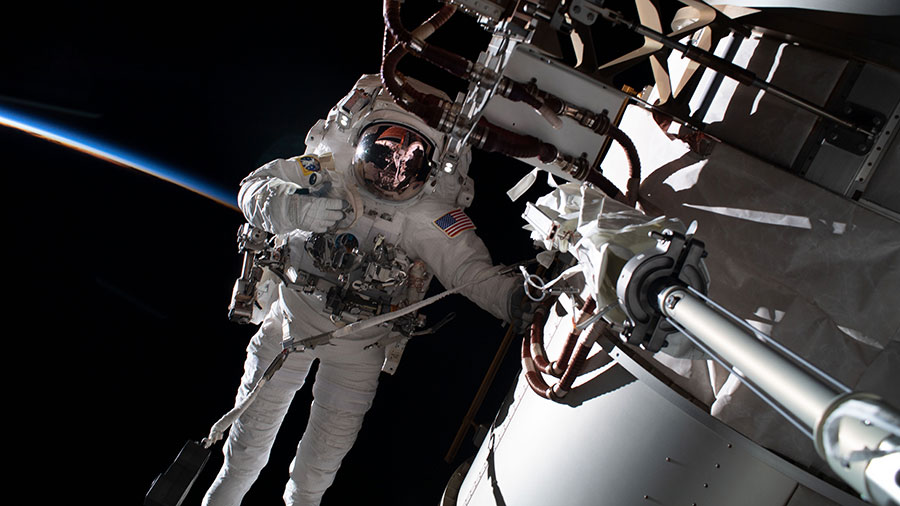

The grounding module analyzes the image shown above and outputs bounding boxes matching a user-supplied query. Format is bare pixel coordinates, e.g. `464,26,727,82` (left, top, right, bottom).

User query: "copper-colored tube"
500,78,545,110
380,2,458,129
384,0,471,79
382,43,446,128
523,85,643,206
382,0,587,169
527,297,597,378
523,297,604,400
383,0,409,43
552,297,596,374
527,306,556,375
473,117,559,162
522,333,557,400
603,124,641,206
556,333,593,395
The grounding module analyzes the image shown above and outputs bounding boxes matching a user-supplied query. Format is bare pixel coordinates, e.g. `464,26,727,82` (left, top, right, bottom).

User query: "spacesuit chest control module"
227,219,431,342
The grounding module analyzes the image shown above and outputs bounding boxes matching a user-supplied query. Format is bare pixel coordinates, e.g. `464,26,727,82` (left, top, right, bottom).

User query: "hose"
382,0,632,197
518,85,643,207
381,42,446,129
522,332,558,400
472,117,559,162
381,1,456,128
554,297,596,375
595,120,641,207
383,0,411,43
523,297,608,401
555,328,594,396
528,296,596,377
380,2,457,130
384,0,472,80
526,305,557,376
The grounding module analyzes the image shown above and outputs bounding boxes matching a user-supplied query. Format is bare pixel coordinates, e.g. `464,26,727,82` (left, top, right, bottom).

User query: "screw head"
666,295,682,309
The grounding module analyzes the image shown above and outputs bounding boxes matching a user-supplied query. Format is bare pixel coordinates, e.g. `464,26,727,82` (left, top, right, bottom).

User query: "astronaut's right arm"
238,158,345,234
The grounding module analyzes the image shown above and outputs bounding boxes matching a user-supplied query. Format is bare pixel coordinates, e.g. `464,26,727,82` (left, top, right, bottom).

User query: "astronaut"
202,74,522,506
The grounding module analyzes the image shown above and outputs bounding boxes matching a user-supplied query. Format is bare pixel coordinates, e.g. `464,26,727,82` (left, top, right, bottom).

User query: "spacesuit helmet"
352,122,435,202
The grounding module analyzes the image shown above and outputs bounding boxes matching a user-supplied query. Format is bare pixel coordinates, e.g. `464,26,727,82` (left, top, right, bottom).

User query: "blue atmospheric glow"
0,105,239,210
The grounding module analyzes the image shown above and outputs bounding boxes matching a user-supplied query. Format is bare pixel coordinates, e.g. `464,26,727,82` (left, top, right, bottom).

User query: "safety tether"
202,265,515,448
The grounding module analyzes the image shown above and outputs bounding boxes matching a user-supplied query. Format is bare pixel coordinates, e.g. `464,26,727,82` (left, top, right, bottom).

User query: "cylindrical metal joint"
659,288,842,431
472,62,498,88
437,102,460,134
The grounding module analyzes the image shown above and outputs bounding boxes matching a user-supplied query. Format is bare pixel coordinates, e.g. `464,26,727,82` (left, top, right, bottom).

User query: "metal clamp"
615,228,709,351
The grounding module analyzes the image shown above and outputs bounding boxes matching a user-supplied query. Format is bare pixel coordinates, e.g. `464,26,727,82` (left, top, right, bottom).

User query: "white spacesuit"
202,75,520,506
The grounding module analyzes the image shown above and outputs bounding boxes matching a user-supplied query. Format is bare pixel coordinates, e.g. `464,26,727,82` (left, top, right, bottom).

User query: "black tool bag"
145,440,211,506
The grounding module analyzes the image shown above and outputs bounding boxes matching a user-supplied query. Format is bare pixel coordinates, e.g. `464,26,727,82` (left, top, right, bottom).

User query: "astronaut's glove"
508,285,539,334
291,195,348,233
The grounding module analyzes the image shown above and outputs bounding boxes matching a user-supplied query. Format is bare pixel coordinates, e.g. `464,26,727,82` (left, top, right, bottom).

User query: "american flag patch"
433,209,475,238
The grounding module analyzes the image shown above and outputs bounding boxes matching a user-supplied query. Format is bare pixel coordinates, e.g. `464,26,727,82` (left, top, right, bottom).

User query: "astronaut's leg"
283,339,385,506
203,315,315,506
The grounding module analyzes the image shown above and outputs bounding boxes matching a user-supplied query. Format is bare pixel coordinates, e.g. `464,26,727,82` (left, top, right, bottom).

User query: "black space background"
0,3,613,505
5,3,898,505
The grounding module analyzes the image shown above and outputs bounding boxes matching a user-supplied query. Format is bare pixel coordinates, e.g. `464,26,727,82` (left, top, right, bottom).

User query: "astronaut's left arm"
404,212,519,323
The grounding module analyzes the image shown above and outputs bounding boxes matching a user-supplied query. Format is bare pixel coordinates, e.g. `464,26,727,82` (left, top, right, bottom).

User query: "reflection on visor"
353,123,433,201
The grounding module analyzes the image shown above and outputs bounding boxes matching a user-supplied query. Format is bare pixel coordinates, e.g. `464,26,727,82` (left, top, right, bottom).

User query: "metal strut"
577,5,878,138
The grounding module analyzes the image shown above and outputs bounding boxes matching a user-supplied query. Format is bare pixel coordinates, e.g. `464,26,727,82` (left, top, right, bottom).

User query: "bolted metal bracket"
616,229,710,352
824,102,886,155
567,0,603,26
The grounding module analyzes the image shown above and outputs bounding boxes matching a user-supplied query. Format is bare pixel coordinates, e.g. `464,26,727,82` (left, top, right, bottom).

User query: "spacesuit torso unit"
203,75,518,506
238,73,514,371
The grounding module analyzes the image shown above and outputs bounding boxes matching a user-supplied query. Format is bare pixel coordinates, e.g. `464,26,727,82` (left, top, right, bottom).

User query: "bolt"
703,483,709,488
859,144,868,151
714,463,720,468
666,457,671,462
727,443,732,448
666,295,682,310
873,117,883,126
573,5,581,13
587,12,595,20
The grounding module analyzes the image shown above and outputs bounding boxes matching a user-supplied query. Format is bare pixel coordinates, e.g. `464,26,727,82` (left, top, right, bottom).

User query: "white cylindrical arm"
660,288,841,431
